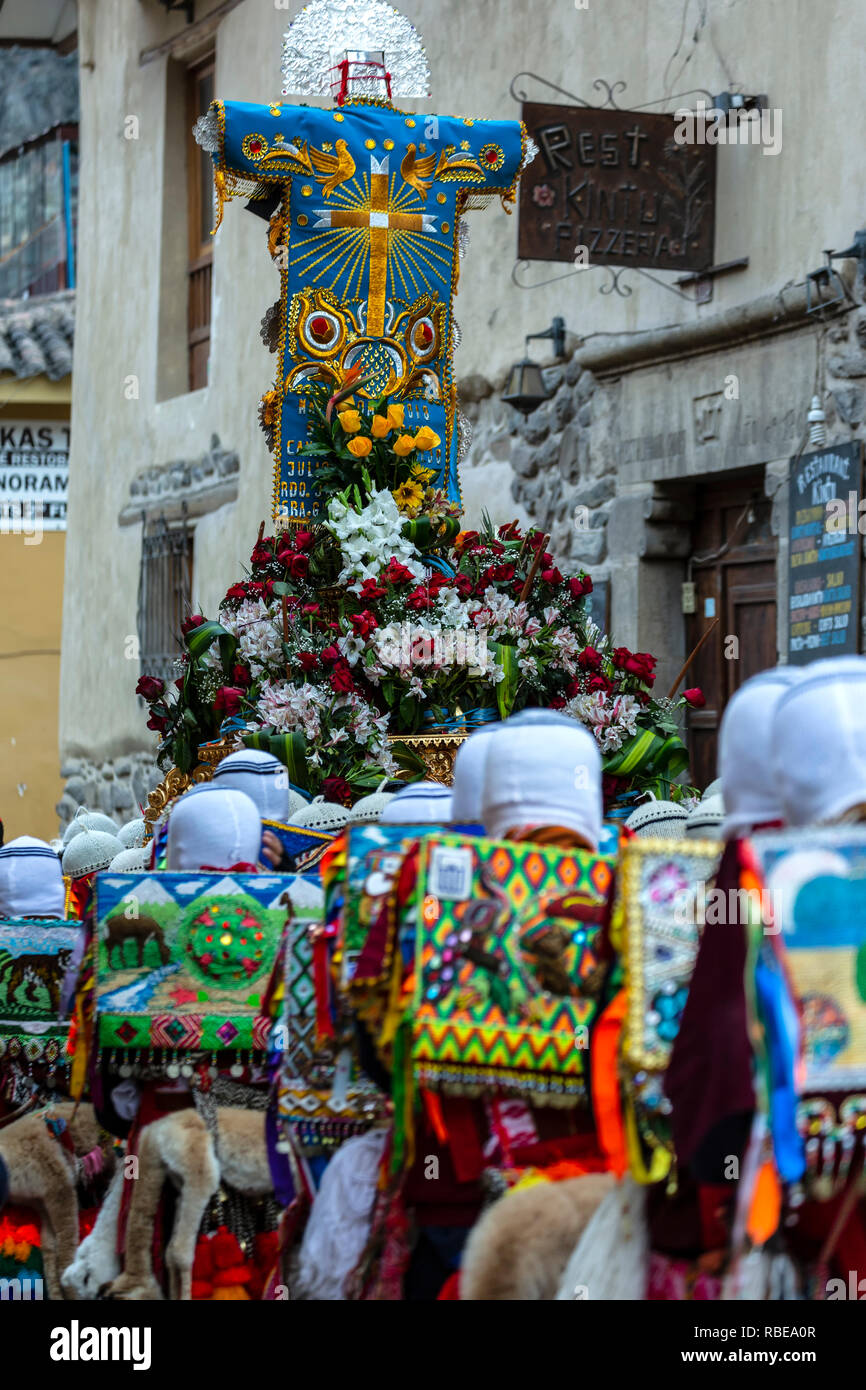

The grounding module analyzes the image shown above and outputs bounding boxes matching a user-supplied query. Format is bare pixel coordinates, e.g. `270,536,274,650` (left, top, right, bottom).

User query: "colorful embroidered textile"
276,910,385,1149
262,820,333,873
621,838,722,1072
93,872,291,1052
0,919,82,1022
409,832,617,1103
209,98,526,520
747,828,866,1180
341,824,430,987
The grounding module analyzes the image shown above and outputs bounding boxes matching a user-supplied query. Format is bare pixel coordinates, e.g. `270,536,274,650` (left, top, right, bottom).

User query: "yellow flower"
393,433,416,457
371,413,392,438
410,463,435,483
413,426,441,452
386,402,405,430
347,435,372,457
338,408,362,433
392,481,424,513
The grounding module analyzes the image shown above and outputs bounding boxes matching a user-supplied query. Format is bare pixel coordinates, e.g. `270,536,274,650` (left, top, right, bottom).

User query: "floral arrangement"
300,377,461,531
137,505,699,806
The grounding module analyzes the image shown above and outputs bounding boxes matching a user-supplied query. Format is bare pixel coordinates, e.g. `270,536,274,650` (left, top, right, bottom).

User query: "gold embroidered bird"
309,139,355,198
399,144,443,201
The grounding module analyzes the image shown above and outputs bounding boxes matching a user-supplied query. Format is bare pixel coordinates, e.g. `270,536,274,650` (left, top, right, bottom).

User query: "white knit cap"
480,722,602,847
212,749,290,822
625,799,689,839
0,836,66,918
685,794,724,838
451,712,577,825
117,818,147,849
166,786,262,871
718,666,801,839
451,727,498,824
62,828,125,879
346,779,394,825
702,778,722,800
288,797,352,833
108,846,151,872
62,808,120,844
771,655,866,826
380,781,452,825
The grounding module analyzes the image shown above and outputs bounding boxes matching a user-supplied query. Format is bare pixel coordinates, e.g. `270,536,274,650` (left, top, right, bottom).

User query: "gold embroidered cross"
312,155,436,336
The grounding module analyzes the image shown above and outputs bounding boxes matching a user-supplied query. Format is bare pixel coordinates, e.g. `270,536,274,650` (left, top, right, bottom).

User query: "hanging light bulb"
807,394,826,447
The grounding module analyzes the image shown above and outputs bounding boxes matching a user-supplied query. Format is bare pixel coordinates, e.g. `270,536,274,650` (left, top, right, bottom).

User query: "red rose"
351,609,379,638
568,575,592,600
577,646,603,672
492,563,516,583
385,558,414,586
407,586,434,611
302,602,320,615
548,696,566,709
683,687,706,708
224,583,248,603
320,645,341,664
624,652,657,684
565,678,581,699
454,574,473,598
146,713,168,734
527,531,546,551
329,664,355,693
181,613,205,637
250,540,273,567
297,652,319,673
542,566,563,585
359,578,386,602
232,664,252,689
612,647,632,670
294,530,314,551
498,522,522,540
174,677,184,691
288,554,309,579
135,675,165,701
214,686,244,716
322,776,353,807
588,674,612,694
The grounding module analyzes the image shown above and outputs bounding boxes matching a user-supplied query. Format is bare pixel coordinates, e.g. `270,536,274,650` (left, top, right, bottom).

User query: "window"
185,55,215,391
0,128,78,299
137,512,194,684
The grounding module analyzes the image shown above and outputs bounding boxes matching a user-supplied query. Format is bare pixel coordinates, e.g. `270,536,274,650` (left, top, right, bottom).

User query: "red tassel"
212,1226,243,1270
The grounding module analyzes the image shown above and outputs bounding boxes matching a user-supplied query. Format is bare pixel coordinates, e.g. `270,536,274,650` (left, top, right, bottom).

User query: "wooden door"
684,473,777,789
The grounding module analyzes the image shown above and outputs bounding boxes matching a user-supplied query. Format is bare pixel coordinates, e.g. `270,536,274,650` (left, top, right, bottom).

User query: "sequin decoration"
281,0,432,99
242,133,269,160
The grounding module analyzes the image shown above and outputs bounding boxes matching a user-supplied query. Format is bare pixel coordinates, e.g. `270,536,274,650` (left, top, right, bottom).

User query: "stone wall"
57,751,162,834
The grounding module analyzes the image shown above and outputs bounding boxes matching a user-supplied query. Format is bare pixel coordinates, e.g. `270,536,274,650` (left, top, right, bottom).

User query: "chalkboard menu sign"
788,441,862,664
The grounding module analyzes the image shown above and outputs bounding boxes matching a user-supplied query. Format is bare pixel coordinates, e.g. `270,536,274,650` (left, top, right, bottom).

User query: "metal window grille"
137,510,193,684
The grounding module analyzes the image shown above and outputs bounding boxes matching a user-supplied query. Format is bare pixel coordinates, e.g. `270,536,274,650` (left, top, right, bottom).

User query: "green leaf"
388,741,427,780
398,693,418,729
242,729,310,791
857,942,866,1004
185,619,238,675
489,641,519,720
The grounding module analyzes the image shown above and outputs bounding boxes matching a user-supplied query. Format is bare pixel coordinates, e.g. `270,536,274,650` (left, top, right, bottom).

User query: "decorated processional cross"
195,0,532,523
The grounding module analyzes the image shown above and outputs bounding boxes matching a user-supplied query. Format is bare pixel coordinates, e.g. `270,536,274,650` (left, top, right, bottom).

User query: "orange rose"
392,433,416,457
338,409,362,433
347,435,372,457
371,414,391,438
386,402,405,431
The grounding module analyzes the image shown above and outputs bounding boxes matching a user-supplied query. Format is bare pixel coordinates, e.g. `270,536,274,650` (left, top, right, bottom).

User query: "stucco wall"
61,0,866,769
